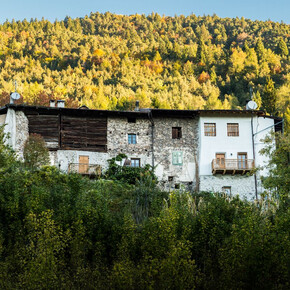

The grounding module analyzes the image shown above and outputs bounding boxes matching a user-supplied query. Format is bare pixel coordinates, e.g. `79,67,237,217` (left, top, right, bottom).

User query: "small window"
222,186,231,196
172,151,183,165
168,176,174,182
128,117,136,123
204,123,216,136
172,127,182,139
227,123,239,136
131,158,140,168
128,134,137,144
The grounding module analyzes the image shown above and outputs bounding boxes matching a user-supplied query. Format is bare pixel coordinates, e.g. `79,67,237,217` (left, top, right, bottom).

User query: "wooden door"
79,156,89,174
238,153,247,169
216,153,225,169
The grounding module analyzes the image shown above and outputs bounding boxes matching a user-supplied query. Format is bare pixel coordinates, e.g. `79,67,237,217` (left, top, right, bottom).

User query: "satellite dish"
10,92,21,100
246,100,258,110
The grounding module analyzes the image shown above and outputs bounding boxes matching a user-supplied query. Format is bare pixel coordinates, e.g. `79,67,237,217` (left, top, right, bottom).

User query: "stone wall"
153,117,199,190
15,111,29,159
107,116,153,166
199,175,257,200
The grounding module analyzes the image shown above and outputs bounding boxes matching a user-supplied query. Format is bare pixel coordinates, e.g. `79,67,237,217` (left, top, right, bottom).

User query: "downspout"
251,112,258,200
148,110,155,168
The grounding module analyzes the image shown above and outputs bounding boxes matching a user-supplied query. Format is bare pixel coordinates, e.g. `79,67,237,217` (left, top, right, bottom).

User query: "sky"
0,0,289,24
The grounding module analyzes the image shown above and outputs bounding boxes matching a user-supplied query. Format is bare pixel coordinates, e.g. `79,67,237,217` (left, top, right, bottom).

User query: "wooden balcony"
212,159,254,175
68,163,102,177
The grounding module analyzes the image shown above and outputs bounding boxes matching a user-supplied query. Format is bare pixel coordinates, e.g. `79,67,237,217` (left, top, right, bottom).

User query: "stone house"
0,103,282,199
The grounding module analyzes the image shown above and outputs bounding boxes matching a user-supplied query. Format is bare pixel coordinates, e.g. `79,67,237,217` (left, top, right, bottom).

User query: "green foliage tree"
253,90,262,109
0,125,17,169
255,38,265,63
262,77,277,115
276,38,289,57
260,133,290,205
23,133,50,169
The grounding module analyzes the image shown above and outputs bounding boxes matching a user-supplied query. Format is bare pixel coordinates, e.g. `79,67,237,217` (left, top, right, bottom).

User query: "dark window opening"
172,127,182,139
168,176,174,182
175,184,180,189
128,117,136,123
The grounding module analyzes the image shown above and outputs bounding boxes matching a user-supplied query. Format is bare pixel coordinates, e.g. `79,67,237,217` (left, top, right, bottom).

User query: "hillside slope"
0,12,289,118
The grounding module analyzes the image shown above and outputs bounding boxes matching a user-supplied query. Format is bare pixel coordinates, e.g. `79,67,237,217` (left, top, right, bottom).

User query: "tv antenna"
246,87,257,110
10,80,21,104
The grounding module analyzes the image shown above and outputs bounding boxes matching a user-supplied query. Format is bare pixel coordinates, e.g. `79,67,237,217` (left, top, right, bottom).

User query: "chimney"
134,100,140,112
49,100,55,107
57,100,65,108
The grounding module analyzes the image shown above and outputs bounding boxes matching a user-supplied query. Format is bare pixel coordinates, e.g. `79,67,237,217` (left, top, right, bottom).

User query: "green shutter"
172,151,183,165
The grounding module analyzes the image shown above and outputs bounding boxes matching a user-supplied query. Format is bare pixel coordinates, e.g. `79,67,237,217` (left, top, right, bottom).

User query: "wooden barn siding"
61,116,107,152
26,114,107,152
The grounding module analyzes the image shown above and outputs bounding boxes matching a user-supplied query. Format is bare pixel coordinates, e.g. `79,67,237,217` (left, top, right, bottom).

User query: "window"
238,153,247,169
222,186,231,196
172,127,182,139
131,158,140,168
204,123,216,136
227,123,239,136
168,176,174,182
128,117,136,123
172,151,183,165
128,133,137,144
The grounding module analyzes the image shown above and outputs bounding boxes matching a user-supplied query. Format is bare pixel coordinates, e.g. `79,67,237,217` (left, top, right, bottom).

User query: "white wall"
4,109,16,148
57,150,110,172
199,115,274,175
198,114,275,198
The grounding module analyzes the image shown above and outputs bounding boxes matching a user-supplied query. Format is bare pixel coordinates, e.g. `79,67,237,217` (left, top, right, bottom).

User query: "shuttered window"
204,123,216,136
172,151,183,165
227,123,239,136
128,134,137,144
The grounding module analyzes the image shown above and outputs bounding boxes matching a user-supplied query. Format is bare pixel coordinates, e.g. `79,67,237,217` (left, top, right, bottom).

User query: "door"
216,153,225,169
238,153,247,169
79,156,89,174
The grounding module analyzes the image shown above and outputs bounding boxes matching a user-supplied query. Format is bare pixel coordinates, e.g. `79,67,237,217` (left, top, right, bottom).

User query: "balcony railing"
68,163,102,176
212,159,254,175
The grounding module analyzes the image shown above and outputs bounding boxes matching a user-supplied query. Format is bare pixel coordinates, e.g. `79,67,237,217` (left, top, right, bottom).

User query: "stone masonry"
153,117,199,191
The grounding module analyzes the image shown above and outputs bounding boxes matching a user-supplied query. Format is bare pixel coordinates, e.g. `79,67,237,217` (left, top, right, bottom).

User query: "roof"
0,104,281,121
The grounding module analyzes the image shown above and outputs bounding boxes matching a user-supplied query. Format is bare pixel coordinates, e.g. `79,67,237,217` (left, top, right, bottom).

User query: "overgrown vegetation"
105,153,157,184
23,133,50,169
0,13,289,128
0,126,289,288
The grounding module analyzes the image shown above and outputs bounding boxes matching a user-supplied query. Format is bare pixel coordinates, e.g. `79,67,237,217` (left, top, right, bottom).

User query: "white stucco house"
198,111,281,199
0,103,282,200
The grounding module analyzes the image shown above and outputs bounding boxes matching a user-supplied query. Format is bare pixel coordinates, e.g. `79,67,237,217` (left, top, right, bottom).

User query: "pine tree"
263,77,277,115
255,38,265,63
196,40,206,65
253,91,262,109
276,38,289,57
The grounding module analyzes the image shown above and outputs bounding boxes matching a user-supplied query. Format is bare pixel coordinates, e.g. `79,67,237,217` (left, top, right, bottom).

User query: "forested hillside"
0,13,289,119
